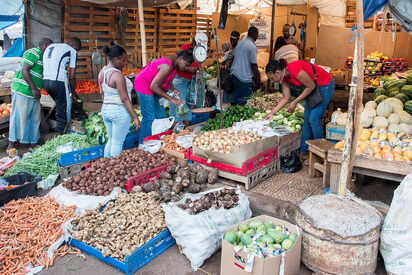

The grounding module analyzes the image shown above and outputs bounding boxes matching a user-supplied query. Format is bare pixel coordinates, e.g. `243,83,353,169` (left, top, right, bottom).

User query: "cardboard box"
220,215,302,275
326,123,345,141
193,132,279,168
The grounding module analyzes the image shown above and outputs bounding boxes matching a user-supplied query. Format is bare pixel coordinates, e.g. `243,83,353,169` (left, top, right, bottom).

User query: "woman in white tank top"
99,43,140,158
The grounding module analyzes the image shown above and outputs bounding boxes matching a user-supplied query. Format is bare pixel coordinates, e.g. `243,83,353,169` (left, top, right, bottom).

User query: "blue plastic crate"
58,145,105,167
69,229,175,275
190,112,210,125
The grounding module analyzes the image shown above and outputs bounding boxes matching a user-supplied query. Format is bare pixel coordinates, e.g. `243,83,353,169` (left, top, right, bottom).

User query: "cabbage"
249,220,263,230
258,234,274,245
224,230,238,244
281,239,294,249
238,223,249,233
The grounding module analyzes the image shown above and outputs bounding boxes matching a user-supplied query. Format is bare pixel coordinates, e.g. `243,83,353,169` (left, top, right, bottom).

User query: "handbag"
305,64,323,109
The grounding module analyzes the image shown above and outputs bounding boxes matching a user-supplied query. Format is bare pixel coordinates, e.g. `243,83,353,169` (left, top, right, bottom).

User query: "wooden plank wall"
64,0,201,79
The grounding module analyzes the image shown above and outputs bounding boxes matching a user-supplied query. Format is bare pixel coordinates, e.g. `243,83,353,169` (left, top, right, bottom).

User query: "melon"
405,100,412,115
407,75,412,85
395,93,409,103
374,95,388,104
388,89,400,98
377,101,392,118
400,85,412,98
384,79,406,90
374,87,387,98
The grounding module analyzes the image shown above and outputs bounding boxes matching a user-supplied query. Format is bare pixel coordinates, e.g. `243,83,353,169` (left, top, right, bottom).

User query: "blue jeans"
138,92,166,144
232,75,252,106
300,79,335,154
9,92,41,144
169,75,192,122
101,104,131,158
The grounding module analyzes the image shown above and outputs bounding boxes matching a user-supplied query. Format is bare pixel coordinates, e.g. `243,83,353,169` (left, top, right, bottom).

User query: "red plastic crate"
190,147,278,176
124,163,173,192
143,130,174,143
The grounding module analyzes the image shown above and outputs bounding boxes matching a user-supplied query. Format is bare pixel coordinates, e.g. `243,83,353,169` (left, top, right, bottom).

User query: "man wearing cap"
222,31,240,68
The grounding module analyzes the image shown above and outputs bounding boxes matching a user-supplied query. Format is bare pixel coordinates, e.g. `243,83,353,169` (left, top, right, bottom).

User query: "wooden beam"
337,0,365,196
138,0,147,66
269,0,276,61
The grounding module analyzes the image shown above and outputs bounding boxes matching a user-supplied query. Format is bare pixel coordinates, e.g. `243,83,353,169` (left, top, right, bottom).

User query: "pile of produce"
246,92,283,112
0,197,79,274
178,188,239,214
71,192,165,260
134,162,218,202
84,110,142,145
4,134,92,178
335,128,412,162
204,65,218,78
202,106,257,131
223,219,299,257
75,80,99,94
0,103,11,117
162,129,192,152
359,98,412,134
63,148,175,195
122,67,141,76
374,70,412,115
194,129,261,153
254,108,304,132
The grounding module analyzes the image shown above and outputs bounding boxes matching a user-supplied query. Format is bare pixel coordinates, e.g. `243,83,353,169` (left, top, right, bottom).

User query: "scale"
188,33,209,108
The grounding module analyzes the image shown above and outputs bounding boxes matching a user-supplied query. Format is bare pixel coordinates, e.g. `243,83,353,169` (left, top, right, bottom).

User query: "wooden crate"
345,1,374,29
158,8,197,56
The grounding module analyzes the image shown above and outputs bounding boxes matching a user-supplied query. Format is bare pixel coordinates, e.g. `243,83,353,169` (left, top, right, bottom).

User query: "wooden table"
307,139,334,188
328,148,412,192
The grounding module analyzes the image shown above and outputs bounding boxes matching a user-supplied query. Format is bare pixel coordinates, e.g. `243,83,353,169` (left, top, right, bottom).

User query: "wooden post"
138,0,147,66
215,0,221,13
24,0,31,49
269,0,276,60
337,0,365,196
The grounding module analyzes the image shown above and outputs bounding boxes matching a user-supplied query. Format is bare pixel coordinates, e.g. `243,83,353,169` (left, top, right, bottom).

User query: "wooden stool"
306,139,334,188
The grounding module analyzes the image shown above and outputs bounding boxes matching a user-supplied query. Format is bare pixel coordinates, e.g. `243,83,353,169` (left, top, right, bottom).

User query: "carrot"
0,196,78,275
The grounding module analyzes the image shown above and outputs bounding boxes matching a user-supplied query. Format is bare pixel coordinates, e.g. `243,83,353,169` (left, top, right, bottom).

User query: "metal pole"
269,0,276,60
138,0,147,66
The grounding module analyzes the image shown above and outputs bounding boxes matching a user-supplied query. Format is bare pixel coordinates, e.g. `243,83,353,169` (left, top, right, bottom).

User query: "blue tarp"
363,0,389,21
3,37,23,57
0,15,19,31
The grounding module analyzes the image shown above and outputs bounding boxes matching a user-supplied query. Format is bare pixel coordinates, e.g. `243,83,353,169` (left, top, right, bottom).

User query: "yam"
196,169,208,184
187,184,201,193
208,169,218,184
172,183,183,194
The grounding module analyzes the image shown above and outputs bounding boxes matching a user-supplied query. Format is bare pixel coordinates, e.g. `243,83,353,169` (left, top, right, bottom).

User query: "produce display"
335,128,412,162
4,134,92,178
178,188,239,214
194,129,261,153
223,219,299,257
202,106,257,131
253,108,304,132
71,192,165,260
0,197,79,275
134,162,218,202
204,65,218,79
161,129,192,152
0,103,11,117
75,80,99,94
122,67,141,76
84,110,142,145
246,92,283,112
63,148,175,195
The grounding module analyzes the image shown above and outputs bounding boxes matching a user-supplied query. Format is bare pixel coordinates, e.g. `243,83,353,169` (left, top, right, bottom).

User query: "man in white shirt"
43,37,81,134
230,27,260,106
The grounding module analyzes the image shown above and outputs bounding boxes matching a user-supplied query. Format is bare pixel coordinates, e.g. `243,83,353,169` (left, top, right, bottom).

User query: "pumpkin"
383,97,404,112
365,101,377,110
360,108,376,128
399,123,412,135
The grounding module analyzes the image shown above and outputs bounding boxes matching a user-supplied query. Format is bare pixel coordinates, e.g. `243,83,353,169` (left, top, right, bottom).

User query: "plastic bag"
176,104,189,118
37,174,59,190
152,117,175,135
162,187,252,270
380,173,412,274
56,142,75,154
176,134,194,149
140,140,163,154
280,151,302,173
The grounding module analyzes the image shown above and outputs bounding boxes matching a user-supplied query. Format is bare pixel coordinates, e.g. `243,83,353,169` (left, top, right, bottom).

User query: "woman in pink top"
134,49,194,143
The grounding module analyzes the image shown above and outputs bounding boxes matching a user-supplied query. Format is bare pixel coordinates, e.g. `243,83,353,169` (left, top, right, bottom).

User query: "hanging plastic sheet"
388,0,412,34
0,15,19,30
3,37,23,57
363,0,388,21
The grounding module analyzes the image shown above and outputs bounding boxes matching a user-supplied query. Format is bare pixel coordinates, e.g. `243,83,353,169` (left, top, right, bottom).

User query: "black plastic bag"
280,151,302,173
218,0,229,29
0,172,41,206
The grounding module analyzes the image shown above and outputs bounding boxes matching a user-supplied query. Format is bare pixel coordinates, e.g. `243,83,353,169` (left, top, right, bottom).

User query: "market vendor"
231,27,260,106
273,37,299,63
265,59,334,164
43,37,81,134
8,38,53,151
99,43,140,158
275,24,302,53
222,30,240,68
169,40,200,125
134,50,194,144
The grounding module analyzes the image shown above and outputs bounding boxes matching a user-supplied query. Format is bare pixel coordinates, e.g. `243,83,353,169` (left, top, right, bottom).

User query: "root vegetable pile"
0,197,79,275
162,130,192,152
246,92,283,112
194,129,262,153
133,162,218,203
178,188,239,214
71,192,166,260
63,148,175,195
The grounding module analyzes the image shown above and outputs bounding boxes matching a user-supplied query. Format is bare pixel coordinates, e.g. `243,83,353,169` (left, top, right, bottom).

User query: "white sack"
162,187,252,270
309,0,346,17
380,173,412,274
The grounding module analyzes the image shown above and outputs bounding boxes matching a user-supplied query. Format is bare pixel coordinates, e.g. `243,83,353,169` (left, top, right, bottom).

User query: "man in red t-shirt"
169,41,200,125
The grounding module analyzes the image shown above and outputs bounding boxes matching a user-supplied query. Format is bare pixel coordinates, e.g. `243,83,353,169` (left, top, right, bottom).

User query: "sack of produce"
162,187,252,270
381,173,412,274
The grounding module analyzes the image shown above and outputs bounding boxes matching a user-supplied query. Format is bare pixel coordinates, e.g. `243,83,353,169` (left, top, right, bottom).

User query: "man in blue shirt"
230,27,260,105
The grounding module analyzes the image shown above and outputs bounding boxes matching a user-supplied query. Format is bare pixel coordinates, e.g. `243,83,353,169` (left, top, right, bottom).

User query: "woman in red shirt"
265,59,334,162
169,41,200,125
